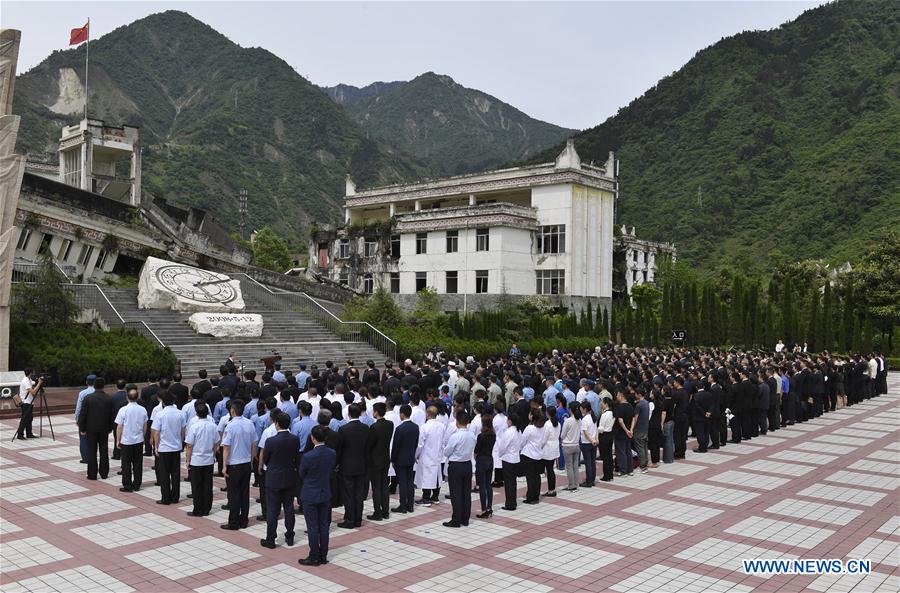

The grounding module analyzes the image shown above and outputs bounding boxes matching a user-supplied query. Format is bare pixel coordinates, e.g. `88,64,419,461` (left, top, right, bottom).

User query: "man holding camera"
16,368,43,440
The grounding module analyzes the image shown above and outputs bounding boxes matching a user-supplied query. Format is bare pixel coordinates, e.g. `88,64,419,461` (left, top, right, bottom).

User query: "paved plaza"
0,379,898,593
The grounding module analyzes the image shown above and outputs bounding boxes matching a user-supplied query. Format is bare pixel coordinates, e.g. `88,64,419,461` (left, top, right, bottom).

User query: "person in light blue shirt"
213,390,232,425
243,395,260,419
185,401,219,517
297,364,310,391
272,362,286,384
75,374,96,463
562,382,576,405
221,400,258,529
542,379,559,409
151,391,186,505
290,401,315,451
277,391,298,422
584,386,601,417
443,411,477,527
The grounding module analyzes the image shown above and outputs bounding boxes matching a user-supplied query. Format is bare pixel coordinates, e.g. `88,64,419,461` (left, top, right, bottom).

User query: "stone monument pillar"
0,29,24,371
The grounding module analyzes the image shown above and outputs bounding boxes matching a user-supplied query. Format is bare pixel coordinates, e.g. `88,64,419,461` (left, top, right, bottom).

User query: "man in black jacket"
190,370,212,401
261,412,300,549
672,377,690,458
169,373,189,410
366,402,394,521
691,385,712,453
78,377,115,480
391,405,419,514
336,404,369,528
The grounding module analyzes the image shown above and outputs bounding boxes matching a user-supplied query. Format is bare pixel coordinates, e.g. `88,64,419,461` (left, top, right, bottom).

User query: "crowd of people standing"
66,345,890,566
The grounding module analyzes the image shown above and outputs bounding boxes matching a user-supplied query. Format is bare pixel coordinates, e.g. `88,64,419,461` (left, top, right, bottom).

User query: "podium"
260,354,282,373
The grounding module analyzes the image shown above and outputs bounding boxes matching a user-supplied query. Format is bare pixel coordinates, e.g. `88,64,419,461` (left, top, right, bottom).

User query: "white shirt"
598,409,615,434
410,406,426,426
115,402,148,446
520,424,548,460
868,358,878,379
580,414,598,443
542,422,562,460
19,377,35,405
498,426,522,464
257,424,279,469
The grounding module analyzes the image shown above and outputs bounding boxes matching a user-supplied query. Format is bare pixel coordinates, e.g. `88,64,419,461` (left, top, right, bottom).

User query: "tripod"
9,386,55,442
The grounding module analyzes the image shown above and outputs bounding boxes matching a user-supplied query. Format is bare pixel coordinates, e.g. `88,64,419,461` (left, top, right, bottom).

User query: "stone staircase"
100,285,391,377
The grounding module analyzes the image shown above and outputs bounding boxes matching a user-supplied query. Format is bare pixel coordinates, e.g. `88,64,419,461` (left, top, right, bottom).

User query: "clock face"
154,265,238,304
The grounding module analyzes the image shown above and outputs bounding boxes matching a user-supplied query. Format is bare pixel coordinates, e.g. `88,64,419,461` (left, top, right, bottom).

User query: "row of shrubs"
10,322,177,386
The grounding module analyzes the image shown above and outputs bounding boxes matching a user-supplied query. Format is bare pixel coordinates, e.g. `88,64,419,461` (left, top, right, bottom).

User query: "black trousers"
648,426,662,463
543,459,556,492
447,461,472,525
369,466,390,518
157,451,181,503
17,403,34,437
303,500,330,562
86,431,110,479
599,432,614,480
710,418,721,448
475,457,493,510
190,464,214,515
502,461,518,509
694,418,709,451
259,469,267,515
769,396,781,431
226,462,251,527
674,415,689,458
742,410,756,437
340,473,366,525
266,486,296,542
120,443,143,490
520,455,541,502
730,414,743,442
395,465,414,511
757,408,768,434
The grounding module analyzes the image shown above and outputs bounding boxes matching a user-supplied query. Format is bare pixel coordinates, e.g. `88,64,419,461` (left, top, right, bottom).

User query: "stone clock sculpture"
138,256,246,312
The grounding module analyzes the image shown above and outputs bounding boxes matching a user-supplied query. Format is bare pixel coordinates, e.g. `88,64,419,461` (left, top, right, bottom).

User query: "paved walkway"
1,378,898,593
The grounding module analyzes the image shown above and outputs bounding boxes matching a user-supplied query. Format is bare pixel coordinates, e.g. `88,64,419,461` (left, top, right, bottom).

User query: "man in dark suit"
691,385,712,453
511,387,530,431
336,404,368,528
298,425,337,567
225,353,238,375
367,402,393,521
190,369,212,401
390,405,419,514
261,412,300,549
110,379,128,460
169,373,189,410
78,377,115,480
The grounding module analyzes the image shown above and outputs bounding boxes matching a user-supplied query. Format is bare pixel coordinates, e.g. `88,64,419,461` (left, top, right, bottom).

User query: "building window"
339,269,349,286
15,228,32,251
633,250,639,262
446,230,458,253
415,272,427,292
537,224,565,254
476,228,489,251
58,238,73,261
37,233,53,256
416,233,427,254
390,234,400,258
475,270,488,294
389,272,400,294
78,245,94,266
632,270,638,283
363,273,374,294
642,270,648,283
536,269,565,295
96,249,109,269
446,271,458,294
338,239,350,259
364,239,377,258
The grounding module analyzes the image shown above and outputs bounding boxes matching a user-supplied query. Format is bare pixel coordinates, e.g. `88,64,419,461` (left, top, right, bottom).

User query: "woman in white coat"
541,406,562,497
415,406,445,505
491,401,507,487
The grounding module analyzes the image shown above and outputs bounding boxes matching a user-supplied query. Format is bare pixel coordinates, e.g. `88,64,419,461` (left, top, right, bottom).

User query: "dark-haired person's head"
231,399,246,416
173,372,182,383
93,376,105,390
160,389,174,406
195,400,209,418
311,424,327,444
348,403,361,419
275,411,291,429
198,369,208,379
455,410,469,426
373,402,386,418
116,378,127,390
298,401,312,417
265,397,278,410
399,404,412,419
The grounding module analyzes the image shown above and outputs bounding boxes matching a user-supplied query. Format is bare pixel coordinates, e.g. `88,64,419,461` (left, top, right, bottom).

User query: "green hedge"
388,326,605,360
10,322,177,386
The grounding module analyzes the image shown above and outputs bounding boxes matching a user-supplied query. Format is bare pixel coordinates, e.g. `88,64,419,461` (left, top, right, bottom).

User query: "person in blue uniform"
298,425,337,566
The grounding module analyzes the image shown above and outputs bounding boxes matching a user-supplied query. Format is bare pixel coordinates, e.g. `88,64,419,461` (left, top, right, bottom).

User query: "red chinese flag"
70,22,89,46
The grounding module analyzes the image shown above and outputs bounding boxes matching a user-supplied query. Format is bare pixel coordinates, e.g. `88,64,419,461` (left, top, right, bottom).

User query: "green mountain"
324,73,576,176
528,0,900,271
13,10,422,243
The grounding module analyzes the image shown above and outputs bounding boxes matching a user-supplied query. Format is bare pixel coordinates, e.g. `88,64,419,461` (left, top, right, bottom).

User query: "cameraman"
17,368,43,440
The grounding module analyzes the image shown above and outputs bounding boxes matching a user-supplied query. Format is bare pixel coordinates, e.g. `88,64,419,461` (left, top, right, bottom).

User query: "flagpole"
84,17,89,121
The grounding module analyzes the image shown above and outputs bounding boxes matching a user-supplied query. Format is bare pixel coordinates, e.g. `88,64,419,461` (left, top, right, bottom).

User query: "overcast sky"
4,1,827,129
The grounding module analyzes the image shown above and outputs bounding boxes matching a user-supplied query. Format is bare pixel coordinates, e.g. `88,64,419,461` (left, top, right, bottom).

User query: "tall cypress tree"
843,284,855,352
822,281,833,351
808,286,820,351
781,275,794,344
624,305,633,344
